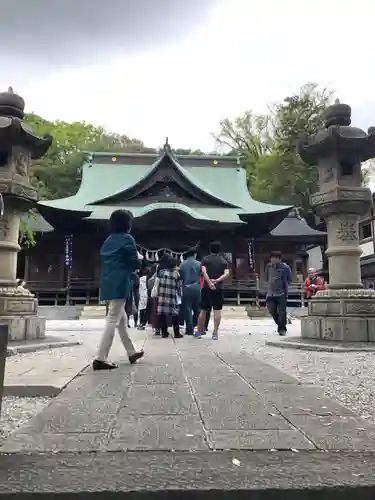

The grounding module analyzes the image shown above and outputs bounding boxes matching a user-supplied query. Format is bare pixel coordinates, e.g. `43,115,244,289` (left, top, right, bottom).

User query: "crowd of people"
92,209,229,371
92,209,326,371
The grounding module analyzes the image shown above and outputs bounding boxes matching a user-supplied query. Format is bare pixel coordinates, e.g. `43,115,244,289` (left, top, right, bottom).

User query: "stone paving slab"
3,326,148,397
3,333,375,456
110,414,207,451
266,337,375,352
4,348,89,397
207,429,314,450
1,450,375,496
6,336,81,356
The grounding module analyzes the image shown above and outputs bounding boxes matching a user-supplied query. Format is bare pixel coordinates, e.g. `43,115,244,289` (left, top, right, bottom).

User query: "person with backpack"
265,251,292,336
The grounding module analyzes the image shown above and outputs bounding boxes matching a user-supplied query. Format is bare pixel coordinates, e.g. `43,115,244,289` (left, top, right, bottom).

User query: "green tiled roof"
21,212,53,233
84,204,248,224
39,150,291,225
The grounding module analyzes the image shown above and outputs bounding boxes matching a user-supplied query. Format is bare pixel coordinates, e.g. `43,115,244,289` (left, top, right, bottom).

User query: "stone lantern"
0,87,52,413
298,100,375,341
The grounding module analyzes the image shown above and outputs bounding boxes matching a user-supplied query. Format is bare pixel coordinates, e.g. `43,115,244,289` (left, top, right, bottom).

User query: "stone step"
0,450,374,497
79,305,249,320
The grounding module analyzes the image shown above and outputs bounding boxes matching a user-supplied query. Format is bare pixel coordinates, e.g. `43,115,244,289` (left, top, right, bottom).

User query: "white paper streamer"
136,242,200,262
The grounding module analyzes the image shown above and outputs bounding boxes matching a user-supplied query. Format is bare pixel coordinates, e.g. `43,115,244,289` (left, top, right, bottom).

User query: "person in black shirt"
196,241,229,339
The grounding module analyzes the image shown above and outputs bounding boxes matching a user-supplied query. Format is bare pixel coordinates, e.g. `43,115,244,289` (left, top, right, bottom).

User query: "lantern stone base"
0,322,8,417
301,289,375,342
0,295,46,341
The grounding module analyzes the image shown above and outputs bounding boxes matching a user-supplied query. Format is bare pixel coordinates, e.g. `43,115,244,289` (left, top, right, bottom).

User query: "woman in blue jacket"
94,209,144,371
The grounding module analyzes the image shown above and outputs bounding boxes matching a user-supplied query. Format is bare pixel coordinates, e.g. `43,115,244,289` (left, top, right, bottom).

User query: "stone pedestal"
0,88,52,345
0,293,46,342
0,323,8,416
0,211,46,341
302,289,375,342
297,100,375,343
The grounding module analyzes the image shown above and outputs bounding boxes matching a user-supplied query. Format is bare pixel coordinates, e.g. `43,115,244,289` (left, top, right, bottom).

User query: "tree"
214,84,334,214
254,84,334,214
25,113,154,200
213,111,272,185
20,114,208,246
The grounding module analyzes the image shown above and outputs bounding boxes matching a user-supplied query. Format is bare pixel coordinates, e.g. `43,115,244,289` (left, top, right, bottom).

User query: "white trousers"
96,299,136,361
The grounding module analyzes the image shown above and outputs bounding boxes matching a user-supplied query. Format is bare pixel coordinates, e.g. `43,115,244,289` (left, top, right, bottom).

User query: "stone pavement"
3,330,375,453
2,322,375,495
3,320,145,397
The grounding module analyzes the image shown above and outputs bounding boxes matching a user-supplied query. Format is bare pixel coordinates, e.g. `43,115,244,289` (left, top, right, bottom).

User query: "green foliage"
361,161,372,187
21,115,207,243
19,212,37,248
215,84,334,214
25,113,155,200
213,111,272,185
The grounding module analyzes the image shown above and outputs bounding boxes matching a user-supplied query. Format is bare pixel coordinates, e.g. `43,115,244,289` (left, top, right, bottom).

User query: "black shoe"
93,359,118,371
161,333,169,338
155,330,161,336
174,333,183,339
278,328,287,336
129,350,144,364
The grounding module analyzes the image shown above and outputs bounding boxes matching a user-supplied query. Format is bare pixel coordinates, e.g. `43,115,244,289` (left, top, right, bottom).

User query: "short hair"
109,209,133,233
185,248,196,258
270,251,282,259
210,240,221,254
142,267,151,277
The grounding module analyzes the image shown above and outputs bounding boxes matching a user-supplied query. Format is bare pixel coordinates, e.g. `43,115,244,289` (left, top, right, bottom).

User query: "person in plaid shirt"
156,256,183,338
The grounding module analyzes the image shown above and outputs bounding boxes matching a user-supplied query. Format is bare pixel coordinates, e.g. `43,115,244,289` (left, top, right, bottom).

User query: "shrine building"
20,142,326,305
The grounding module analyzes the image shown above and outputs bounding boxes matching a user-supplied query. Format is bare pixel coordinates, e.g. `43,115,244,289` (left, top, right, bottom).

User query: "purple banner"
64,234,73,268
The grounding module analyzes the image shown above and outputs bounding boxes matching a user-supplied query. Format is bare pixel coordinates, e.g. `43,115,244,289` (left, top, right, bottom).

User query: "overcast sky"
1,0,375,152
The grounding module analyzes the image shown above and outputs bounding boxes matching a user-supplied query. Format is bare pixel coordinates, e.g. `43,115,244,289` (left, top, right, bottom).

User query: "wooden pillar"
258,255,265,281
292,256,297,282
231,233,237,281
24,254,30,282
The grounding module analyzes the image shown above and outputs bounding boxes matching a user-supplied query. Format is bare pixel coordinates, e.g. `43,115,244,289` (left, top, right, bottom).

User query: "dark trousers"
158,314,180,337
205,308,211,331
266,295,287,332
182,285,201,335
139,309,147,326
139,297,152,326
178,305,185,326
133,312,138,326
152,298,159,330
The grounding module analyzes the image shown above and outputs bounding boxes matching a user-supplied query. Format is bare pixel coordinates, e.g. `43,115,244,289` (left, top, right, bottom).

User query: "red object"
304,276,325,298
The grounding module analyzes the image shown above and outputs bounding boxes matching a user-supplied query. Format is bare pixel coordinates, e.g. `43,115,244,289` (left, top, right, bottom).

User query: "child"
138,268,149,330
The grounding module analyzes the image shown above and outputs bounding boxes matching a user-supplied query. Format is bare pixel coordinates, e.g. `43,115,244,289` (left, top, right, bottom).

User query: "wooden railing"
26,278,306,307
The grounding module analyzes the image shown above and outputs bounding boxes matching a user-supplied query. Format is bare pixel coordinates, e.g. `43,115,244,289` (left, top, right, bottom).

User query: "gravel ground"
226,319,375,423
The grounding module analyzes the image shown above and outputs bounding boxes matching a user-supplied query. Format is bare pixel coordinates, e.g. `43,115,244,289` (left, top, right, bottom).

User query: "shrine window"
360,221,372,241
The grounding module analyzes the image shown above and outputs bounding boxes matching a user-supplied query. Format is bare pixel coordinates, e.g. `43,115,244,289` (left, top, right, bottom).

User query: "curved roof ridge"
89,149,240,208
